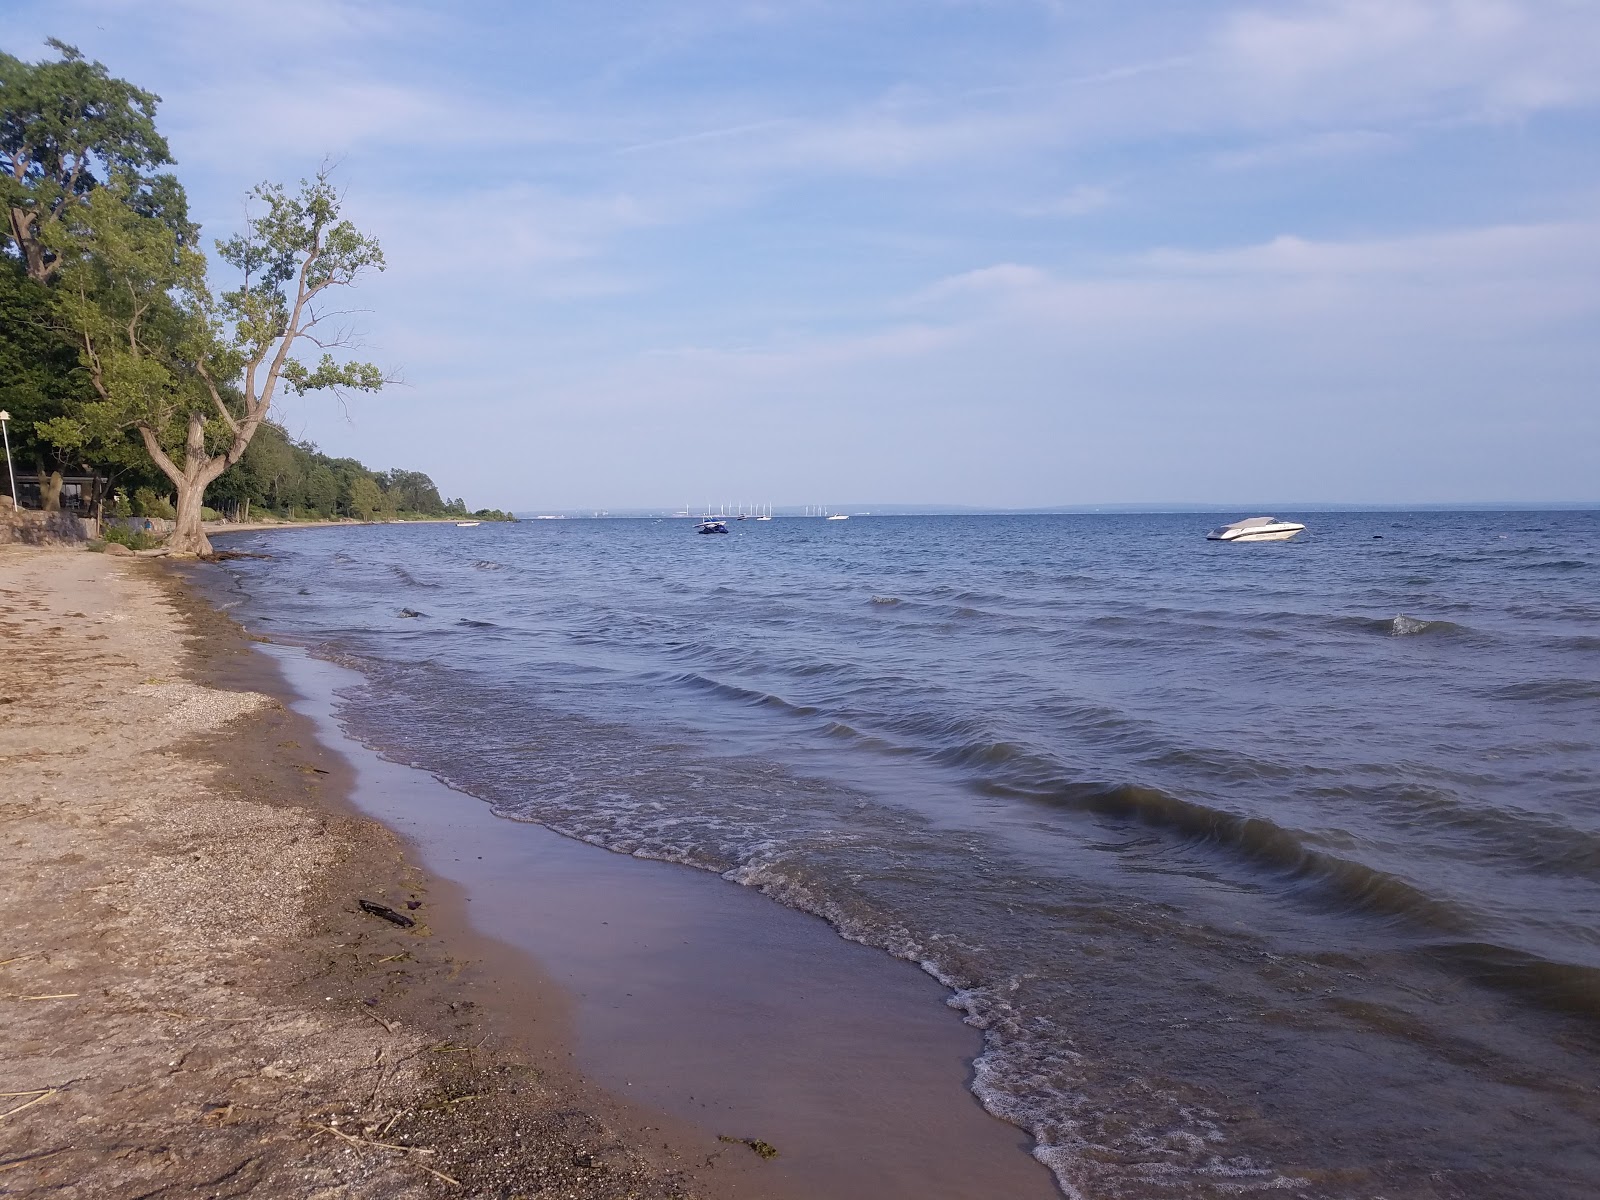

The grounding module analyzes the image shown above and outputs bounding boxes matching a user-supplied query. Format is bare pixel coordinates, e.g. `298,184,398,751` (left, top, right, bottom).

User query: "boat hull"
1209,527,1303,542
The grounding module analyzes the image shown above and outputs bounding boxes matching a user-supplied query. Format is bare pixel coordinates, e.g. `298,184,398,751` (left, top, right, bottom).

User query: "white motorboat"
455,520,481,528
695,518,729,535
826,513,849,521
1206,516,1305,543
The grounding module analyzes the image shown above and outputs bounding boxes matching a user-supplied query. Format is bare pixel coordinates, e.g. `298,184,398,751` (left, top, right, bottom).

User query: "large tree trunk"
39,469,63,512
169,476,213,556
140,415,222,557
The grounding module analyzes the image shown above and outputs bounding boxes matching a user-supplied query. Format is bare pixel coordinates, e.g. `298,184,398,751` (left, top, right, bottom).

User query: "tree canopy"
0,39,180,282
0,38,503,544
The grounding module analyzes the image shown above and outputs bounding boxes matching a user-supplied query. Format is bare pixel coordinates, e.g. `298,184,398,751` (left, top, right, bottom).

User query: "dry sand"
0,545,784,1199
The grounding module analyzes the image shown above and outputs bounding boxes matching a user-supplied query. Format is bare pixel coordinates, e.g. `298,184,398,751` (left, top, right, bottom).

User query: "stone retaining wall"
0,503,97,545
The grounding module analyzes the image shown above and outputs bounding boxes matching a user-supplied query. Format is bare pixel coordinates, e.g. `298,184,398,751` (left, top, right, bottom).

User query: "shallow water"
212,511,1600,1198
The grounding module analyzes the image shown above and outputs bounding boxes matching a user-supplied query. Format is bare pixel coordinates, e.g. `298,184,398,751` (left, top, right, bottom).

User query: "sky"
7,0,1599,509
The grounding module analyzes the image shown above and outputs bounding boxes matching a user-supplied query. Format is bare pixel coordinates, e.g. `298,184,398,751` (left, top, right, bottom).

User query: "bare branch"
196,361,239,435
136,424,185,488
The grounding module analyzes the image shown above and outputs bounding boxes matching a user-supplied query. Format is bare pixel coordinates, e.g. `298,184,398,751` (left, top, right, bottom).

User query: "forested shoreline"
1,40,510,548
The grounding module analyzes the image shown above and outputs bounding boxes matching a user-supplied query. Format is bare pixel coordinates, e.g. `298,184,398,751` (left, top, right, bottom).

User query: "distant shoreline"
205,516,478,535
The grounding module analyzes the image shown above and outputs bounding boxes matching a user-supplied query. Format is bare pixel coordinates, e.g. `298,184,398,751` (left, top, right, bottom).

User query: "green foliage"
208,420,467,520
131,486,174,519
0,39,180,282
44,180,211,457
101,522,161,550
1,43,497,533
0,258,87,469
346,474,385,521
385,469,444,513
215,172,386,404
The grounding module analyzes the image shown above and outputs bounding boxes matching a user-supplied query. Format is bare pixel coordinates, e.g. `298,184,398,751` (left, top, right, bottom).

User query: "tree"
0,256,88,508
347,474,385,521
381,467,444,514
1,40,177,283
48,168,387,555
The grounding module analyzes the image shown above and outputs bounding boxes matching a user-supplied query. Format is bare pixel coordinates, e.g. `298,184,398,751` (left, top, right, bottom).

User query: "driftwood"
357,899,415,928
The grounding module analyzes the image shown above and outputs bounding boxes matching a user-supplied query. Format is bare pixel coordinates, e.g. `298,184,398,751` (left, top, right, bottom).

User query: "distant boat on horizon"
455,520,482,528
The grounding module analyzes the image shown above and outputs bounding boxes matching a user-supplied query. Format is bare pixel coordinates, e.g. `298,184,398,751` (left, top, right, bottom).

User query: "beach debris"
717,1135,780,1159
305,1120,459,1186
0,1148,67,1174
358,899,415,928
0,1089,62,1122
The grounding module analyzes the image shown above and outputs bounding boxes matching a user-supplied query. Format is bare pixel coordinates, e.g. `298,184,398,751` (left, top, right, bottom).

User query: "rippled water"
210,511,1600,1198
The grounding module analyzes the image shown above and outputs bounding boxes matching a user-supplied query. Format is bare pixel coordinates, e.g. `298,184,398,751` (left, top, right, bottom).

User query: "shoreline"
4,540,1058,1198
251,645,1057,1200
197,527,1061,1199
201,517,482,535
0,544,781,1198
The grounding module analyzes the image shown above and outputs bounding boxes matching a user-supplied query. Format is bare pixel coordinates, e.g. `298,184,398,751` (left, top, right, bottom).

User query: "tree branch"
136,423,185,488
196,361,239,435
257,232,323,409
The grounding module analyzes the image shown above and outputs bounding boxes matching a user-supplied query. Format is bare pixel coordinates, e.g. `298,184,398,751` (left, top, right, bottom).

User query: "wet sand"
256,642,1060,1200
0,538,1058,1195
0,544,778,1198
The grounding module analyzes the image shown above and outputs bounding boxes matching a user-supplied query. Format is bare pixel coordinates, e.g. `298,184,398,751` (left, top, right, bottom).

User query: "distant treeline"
194,420,509,522
1,213,507,523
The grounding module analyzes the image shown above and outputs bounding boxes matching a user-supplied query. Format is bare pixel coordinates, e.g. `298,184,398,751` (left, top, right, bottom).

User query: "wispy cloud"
7,0,1596,505
1211,129,1403,169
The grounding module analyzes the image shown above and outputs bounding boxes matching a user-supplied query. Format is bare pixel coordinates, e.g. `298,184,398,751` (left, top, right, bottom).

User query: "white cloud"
1213,0,1600,122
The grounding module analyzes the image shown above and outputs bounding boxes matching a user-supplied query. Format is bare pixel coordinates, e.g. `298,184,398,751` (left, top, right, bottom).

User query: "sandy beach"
1,541,1056,1199
0,544,790,1198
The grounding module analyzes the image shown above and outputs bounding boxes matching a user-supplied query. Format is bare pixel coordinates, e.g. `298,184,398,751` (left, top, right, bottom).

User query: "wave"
1336,614,1474,638
1488,679,1600,705
457,618,497,628
1516,559,1591,572
388,563,436,587
1004,779,1474,932
659,669,819,717
1422,942,1600,1020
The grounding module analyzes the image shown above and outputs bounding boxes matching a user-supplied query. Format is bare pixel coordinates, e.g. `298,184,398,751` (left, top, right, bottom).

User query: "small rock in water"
718,1135,779,1159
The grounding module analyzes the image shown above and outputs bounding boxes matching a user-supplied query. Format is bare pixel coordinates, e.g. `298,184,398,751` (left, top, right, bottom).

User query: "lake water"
211,511,1600,1199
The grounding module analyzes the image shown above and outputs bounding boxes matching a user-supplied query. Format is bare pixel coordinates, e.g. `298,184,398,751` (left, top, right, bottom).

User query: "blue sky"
8,0,1599,508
